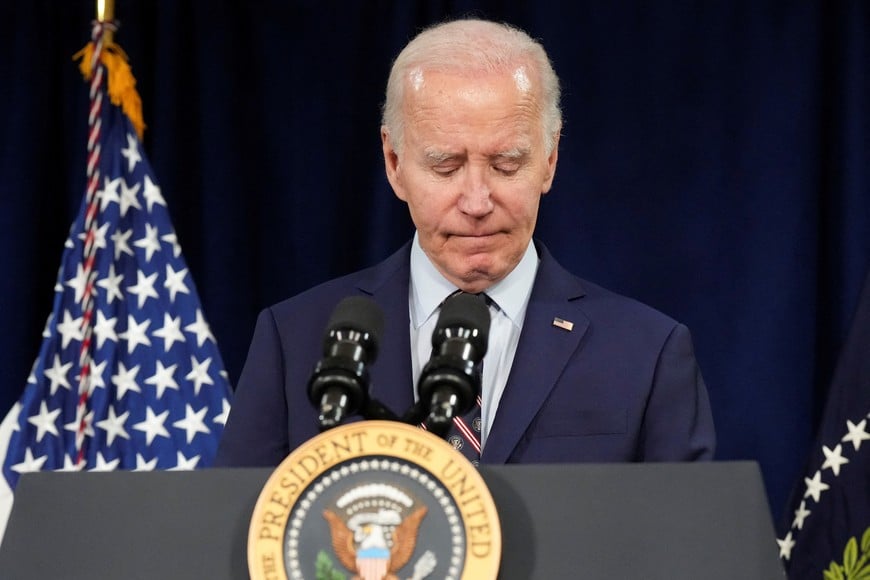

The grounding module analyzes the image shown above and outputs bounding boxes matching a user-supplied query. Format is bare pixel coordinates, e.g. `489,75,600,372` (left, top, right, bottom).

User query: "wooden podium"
0,461,784,579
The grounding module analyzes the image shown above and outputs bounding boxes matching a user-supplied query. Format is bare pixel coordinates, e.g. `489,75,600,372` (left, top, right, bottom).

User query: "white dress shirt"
408,232,539,448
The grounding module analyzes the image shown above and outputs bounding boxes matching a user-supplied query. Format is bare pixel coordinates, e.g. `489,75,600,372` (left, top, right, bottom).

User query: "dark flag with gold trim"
778,270,870,578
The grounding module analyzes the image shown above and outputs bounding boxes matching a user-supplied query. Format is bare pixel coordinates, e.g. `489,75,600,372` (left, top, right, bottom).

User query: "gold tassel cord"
73,41,146,140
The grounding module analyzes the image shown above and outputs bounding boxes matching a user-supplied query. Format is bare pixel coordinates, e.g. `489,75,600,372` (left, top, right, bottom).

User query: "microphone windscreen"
326,296,384,346
435,292,490,354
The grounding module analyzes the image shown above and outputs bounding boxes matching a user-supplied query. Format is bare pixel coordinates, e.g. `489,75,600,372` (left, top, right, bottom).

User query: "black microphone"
418,292,490,438
307,296,384,431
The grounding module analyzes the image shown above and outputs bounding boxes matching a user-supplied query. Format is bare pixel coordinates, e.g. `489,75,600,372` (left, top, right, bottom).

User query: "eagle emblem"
323,484,433,580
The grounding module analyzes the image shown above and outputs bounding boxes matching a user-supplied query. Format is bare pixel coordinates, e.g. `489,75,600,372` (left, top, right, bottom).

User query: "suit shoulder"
574,277,682,332
535,240,680,330
265,242,410,322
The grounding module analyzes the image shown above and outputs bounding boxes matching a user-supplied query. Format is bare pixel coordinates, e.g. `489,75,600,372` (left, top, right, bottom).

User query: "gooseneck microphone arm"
413,292,491,438
307,296,388,431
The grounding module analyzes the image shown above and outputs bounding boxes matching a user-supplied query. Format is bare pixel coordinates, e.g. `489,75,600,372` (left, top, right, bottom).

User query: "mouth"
445,232,504,256
450,231,501,239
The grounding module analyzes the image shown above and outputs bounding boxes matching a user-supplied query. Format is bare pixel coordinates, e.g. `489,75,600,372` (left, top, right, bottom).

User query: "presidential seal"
248,420,500,580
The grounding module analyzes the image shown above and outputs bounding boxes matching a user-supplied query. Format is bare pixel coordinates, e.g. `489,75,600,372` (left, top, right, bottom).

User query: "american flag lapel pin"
552,317,574,331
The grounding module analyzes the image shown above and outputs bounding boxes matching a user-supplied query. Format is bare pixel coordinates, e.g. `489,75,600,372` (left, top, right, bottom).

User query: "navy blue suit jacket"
215,241,715,467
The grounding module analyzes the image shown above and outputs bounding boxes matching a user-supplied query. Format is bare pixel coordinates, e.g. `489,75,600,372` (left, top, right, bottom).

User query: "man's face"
383,68,559,294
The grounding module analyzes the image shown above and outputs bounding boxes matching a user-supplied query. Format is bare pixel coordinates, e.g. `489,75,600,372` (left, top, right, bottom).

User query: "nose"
456,166,494,217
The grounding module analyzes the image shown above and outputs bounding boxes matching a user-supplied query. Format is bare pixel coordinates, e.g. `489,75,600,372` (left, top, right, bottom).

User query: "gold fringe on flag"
73,42,146,140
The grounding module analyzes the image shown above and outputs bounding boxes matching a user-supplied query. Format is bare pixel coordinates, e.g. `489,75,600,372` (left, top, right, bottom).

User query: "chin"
456,262,506,289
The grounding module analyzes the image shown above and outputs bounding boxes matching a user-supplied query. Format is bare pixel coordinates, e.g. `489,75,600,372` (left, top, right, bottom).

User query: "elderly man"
215,18,715,467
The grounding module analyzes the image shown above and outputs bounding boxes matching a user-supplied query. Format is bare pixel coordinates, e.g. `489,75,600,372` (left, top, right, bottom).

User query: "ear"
541,126,561,195
382,127,407,202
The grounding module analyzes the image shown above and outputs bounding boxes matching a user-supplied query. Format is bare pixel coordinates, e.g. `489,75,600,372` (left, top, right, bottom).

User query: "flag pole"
96,0,115,44
70,0,118,468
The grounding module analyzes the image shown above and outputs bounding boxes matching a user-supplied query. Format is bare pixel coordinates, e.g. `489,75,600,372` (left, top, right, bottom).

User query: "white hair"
381,19,562,154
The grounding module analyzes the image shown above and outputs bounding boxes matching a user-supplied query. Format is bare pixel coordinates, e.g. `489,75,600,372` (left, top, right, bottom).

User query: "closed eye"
491,149,528,176
493,163,520,176
432,165,461,176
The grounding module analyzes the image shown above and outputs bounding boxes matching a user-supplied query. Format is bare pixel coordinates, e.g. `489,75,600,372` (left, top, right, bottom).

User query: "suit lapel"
482,243,589,463
357,243,416,418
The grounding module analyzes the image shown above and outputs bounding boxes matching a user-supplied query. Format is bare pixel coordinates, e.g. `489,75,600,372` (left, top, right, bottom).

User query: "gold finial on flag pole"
96,0,116,44
75,0,145,139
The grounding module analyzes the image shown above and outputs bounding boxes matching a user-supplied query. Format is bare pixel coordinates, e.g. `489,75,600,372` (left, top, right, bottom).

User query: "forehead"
401,68,543,149
404,63,537,101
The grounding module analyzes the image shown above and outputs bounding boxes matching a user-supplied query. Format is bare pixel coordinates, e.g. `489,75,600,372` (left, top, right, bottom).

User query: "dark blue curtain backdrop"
1,1,868,525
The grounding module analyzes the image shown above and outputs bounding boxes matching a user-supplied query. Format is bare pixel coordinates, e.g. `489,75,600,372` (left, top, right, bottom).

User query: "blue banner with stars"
778,270,870,578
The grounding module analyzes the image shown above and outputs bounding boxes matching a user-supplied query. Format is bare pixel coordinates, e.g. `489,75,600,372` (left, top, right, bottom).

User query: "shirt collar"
409,232,539,328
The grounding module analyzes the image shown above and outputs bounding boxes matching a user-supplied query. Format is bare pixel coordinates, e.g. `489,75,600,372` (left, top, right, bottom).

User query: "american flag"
0,21,232,535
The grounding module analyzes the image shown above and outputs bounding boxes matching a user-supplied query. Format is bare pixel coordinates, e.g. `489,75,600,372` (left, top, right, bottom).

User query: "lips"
449,231,501,238
447,233,504,255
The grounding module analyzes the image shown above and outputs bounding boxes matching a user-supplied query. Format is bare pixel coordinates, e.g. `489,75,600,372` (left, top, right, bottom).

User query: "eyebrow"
492,147,530,160
423,146,531,164
423,149,458,164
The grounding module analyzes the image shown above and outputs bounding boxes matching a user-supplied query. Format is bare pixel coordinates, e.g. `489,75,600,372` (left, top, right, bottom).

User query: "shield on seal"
356,545,390,580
